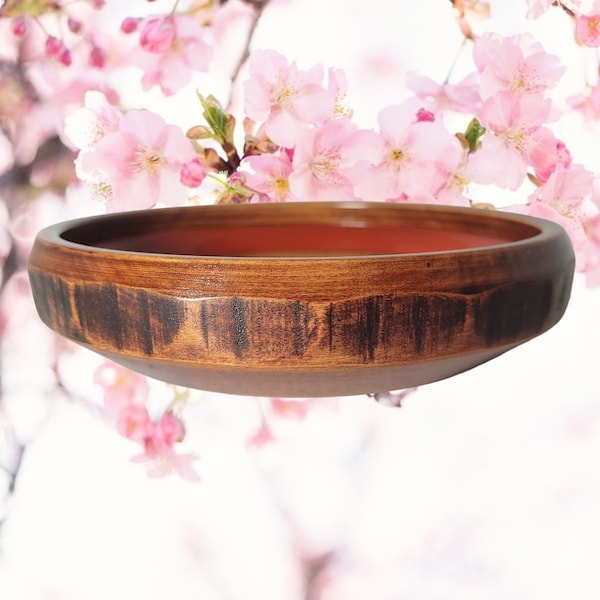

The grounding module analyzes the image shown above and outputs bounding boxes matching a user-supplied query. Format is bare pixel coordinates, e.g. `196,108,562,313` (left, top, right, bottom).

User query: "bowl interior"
59,204,541,258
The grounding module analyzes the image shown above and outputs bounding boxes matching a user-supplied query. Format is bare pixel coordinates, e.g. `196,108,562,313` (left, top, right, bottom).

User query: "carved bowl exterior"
28,202,575,397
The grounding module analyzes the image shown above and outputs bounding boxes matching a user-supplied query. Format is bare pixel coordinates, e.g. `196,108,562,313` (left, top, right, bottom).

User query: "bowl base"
90,344,514,397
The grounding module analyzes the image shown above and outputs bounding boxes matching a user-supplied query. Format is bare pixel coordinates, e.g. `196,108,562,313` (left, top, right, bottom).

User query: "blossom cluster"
64,29,600,283
93,360,201,480
2,0,600,478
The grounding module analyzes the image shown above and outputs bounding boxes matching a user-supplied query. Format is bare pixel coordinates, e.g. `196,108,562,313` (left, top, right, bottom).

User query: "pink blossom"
405,71,482,114
526,164,597,250
85,109,196,210
470,91,556,190
530,138,572,183
143,411,184,456
139,16,175,53
351,101,462,202
568,81,600,120
242,152,298,202
94,360,149,419
131,14,213,95
576,12,600,46
116,404,153,444
525,0,555,19
64,90,122,153
327,67,352,118
243,49,336,148
434,151,478,206
10,192,69,264
473,33,565,99
131,449,201,481
288,118,379,202
248,420,276,447
270,397,310,419
581,213,600,286
128,410,200,481
0,271,58,388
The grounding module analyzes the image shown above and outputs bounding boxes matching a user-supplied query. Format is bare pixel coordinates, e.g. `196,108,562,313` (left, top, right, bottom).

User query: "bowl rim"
32,201,558,262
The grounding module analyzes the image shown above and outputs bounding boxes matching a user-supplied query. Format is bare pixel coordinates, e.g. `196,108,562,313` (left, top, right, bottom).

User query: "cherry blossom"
524,0,556,19
244,49,336,148
242,151,298,202
117,405,200,481
581,213,600,286
94,360,199,480
405,71,482,114
288,118,379,202
116,404,153,445
473,32,565,99
130,14,213,95
434,150,478,206
530,138,572,183
94,360,149,420
63,90,122,155
568,81,600,120
470,91,557,190
351,101,463,202
575,11,600,46
131,448,201,481
79,108,196,210
139,15,176,53
525,163,598,250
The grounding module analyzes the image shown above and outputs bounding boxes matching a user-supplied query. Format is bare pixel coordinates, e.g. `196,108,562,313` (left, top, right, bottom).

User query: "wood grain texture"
27,202,575,397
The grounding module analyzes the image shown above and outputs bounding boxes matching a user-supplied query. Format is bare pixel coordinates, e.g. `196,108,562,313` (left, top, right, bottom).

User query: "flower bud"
416,107,435,122
45,35,63,58
59,48,72,66
180,158,207,187
89,45,106,68
11,16,28,37
120,16,139,34
67,17,83,34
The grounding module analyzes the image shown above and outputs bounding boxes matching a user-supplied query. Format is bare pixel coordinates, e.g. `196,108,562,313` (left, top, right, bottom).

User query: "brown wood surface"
27,202,575,397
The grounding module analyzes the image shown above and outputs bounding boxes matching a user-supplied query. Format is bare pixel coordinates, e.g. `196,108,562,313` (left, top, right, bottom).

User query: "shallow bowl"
28,201,575,397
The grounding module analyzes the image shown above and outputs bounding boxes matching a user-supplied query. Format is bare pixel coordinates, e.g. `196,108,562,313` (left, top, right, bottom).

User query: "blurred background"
1,0,600,598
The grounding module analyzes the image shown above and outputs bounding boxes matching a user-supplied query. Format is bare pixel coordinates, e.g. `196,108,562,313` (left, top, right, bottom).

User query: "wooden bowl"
28,202,575,397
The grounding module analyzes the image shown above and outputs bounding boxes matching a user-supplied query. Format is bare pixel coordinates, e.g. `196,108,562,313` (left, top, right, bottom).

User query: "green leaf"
464,118,486,153
197,93,228,143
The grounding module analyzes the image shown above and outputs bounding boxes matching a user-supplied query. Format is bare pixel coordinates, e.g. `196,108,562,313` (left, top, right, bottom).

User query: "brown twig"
226,0,272,109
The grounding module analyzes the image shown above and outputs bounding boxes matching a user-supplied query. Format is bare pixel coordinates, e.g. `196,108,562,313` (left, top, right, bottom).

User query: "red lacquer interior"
69,223,536,257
